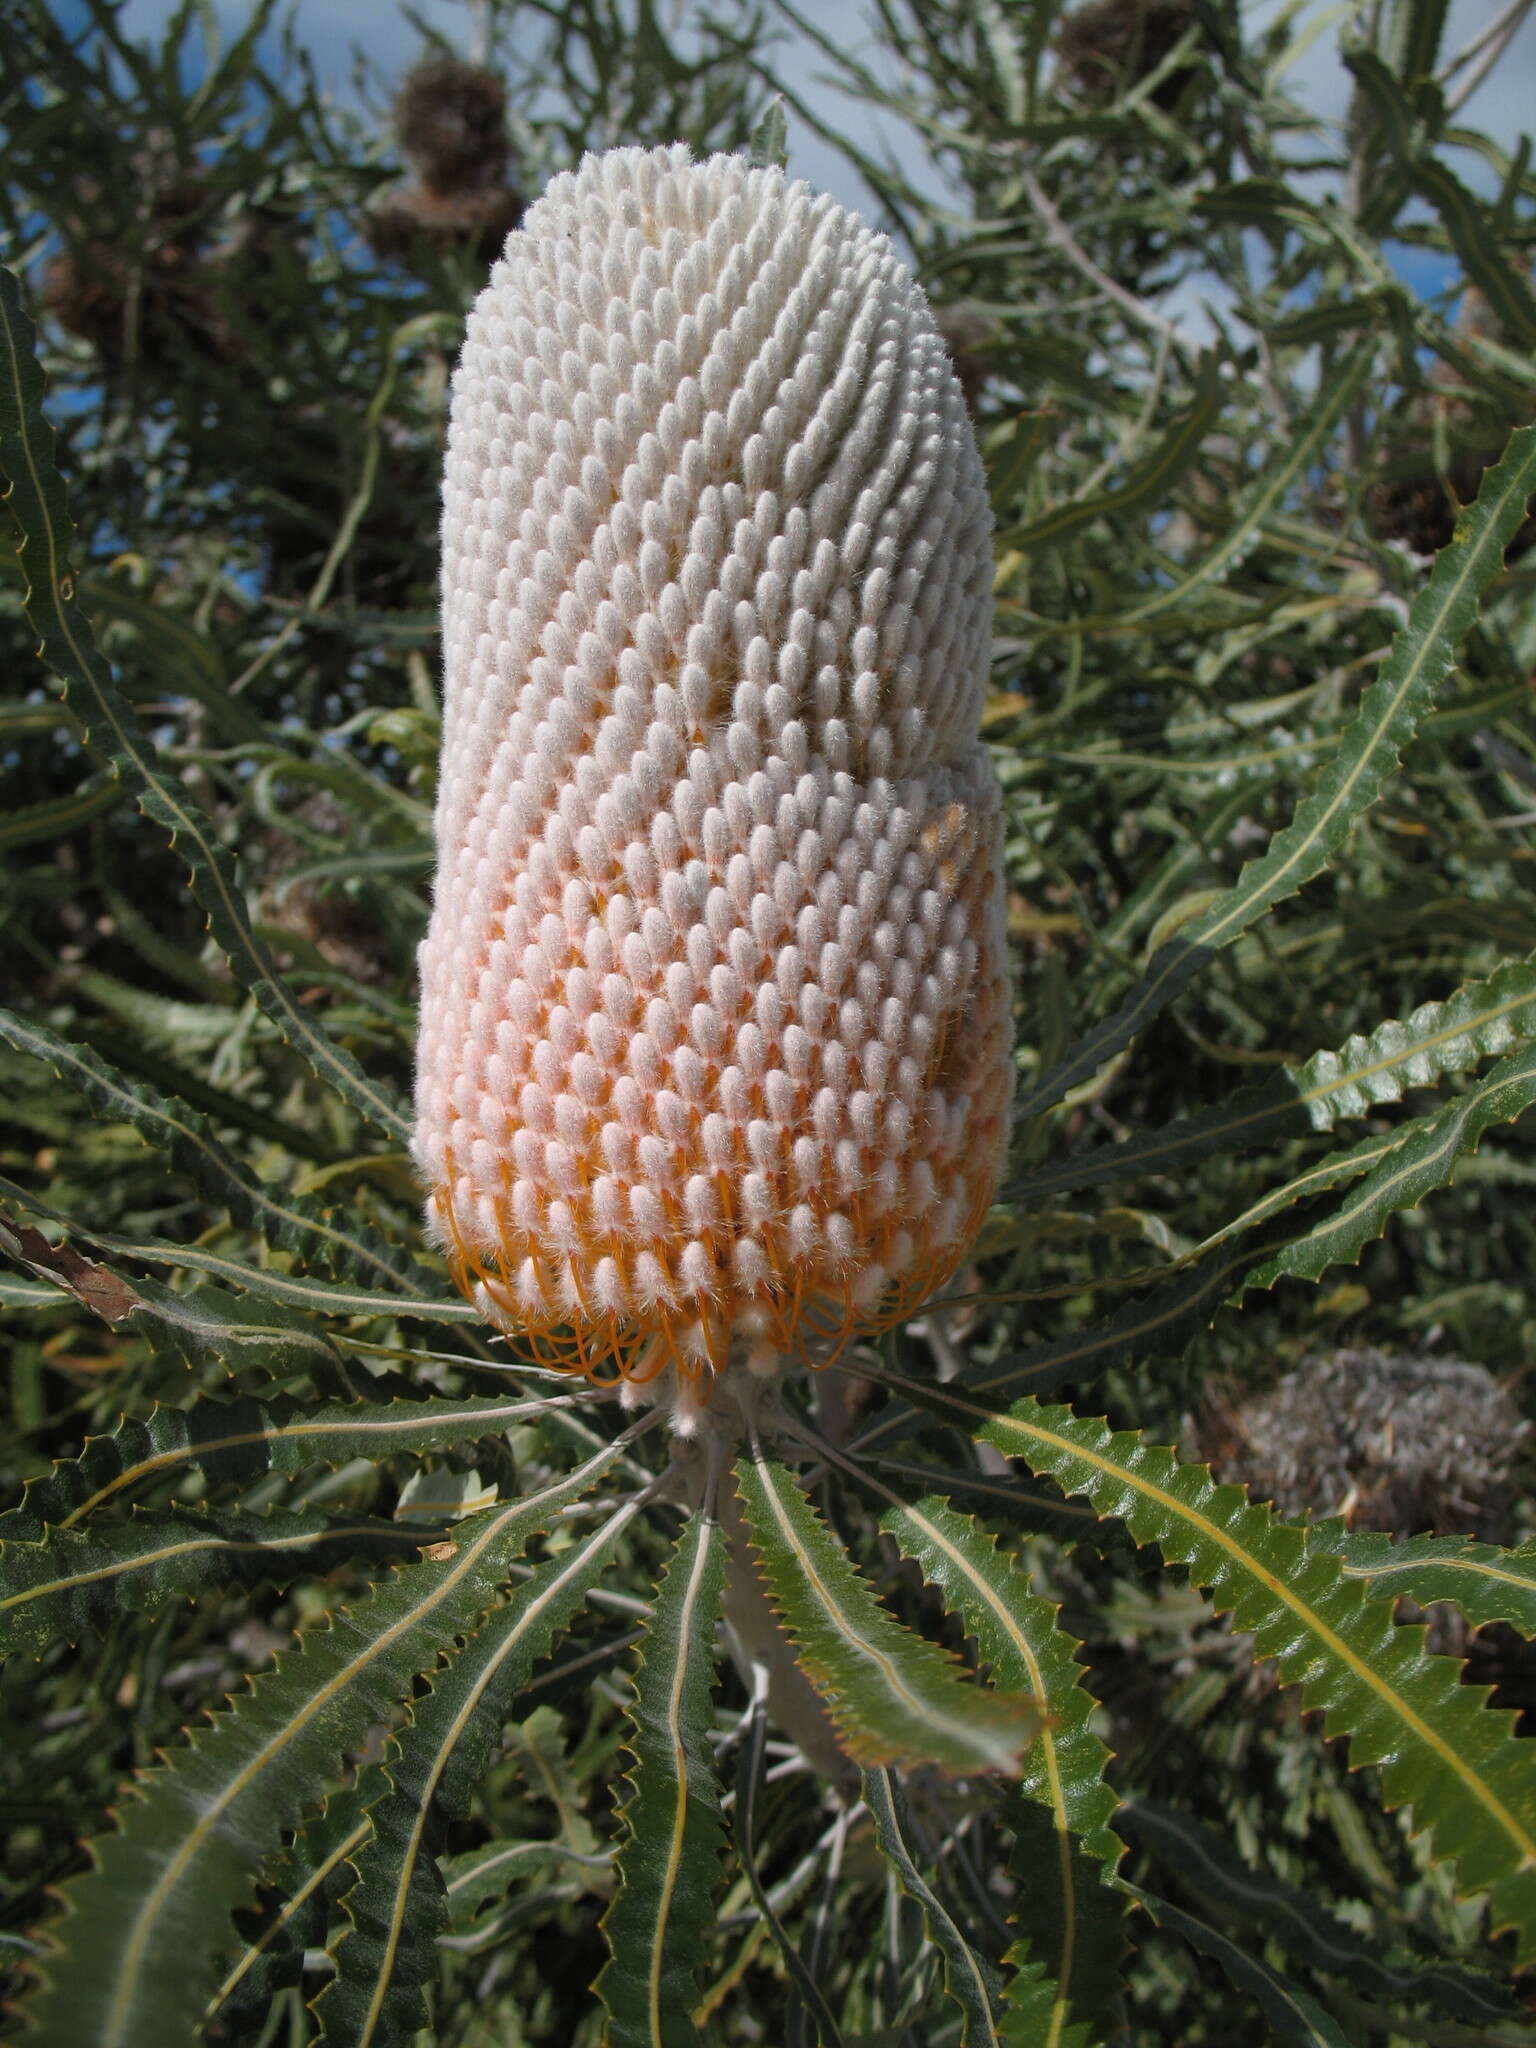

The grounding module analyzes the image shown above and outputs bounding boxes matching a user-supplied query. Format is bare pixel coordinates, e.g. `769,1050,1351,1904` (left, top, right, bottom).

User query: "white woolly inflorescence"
415,143,1012,1424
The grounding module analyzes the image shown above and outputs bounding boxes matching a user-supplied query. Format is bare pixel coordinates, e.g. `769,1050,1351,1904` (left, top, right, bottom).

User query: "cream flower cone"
415,142,1012,1422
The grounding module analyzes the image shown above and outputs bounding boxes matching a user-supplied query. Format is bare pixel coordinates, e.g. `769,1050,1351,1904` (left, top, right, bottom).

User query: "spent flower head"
415,143,1012,1428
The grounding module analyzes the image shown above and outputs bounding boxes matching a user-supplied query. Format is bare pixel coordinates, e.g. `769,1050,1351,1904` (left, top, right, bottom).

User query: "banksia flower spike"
416,143,1013,1429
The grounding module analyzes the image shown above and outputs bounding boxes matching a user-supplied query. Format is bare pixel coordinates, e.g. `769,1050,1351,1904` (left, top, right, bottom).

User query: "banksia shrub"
415,143,1013,1424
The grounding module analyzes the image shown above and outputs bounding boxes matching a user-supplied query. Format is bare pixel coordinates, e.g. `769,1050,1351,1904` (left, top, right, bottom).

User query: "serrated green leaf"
0,263,413,1147
206,1776,380,2034
0,1389,568,1540
21,1429,634,2048
0,1505,429,1655
441,1837,611,1930
0,1008,427,1293
734,1446,1040,1777
930,1392,1536,1962
1245,1037,1536,1290
1015,422,1536,1124
598,1509,728,2048
1310,1530,1536,1639
861,1766,1003,2047
1346,50,1536,347
863,1491,1124,2048
315,1504,642,2048
1007,946,1536,1205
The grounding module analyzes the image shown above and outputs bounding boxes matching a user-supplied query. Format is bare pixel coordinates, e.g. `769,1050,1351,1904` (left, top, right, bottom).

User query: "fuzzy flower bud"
415,143,1012,1420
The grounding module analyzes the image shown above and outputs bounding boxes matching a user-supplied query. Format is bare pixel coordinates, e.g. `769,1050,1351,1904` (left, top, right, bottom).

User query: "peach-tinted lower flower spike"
414,143,1013,1428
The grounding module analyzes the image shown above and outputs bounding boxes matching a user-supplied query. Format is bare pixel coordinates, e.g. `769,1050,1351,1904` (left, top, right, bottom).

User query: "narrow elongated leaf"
0,697,79,736
1007,947,1536,1205
1116,336,1377,625
22,1431,633,2048
0,770,121,847
1015,422,1536,1123
1409,157,1536,346
932,1391,1536,1961
88,1234,474,1325
861,1766,1003,2047
0,1178,475,1323
0,264,412,1147
852,1220,1299,1465
1345,50,1536,347
124,1273,342,1374
0,1205,340,1376
999,354,1222,551
72,967,262,1053
868,1496,1125,2048
873,1460,1112,1545
1309,1530,1536,1639
1131,1890,1350,2048
315,1503,642,2048
1120,1803,1517,2025
0,1008,427,1293
1195,1124,1402,1253
861,1103,1499,1510
0,1506,429,1654
78,569,267,744
735,1446,1039,1777
0,1389,565,1539
986,406,1055,510
598,1510,728,2048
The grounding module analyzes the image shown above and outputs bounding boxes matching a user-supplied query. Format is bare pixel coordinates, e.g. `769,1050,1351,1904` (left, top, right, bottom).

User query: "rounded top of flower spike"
416,143,1013,1429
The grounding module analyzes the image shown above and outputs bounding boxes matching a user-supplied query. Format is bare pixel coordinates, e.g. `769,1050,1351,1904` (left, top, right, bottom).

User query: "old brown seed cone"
393,55,511,193
1055,0,1202,107
1189,1346,1528,1542
365,55,523,268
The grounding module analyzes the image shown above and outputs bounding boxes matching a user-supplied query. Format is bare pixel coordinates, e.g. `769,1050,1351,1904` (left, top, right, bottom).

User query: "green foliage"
597,1511,728,2048
1,0,1534,2042
736,1447,1043,1777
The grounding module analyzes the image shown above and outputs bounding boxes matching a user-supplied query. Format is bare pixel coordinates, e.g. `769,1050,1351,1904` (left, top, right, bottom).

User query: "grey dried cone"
1189,1347,1529,1543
